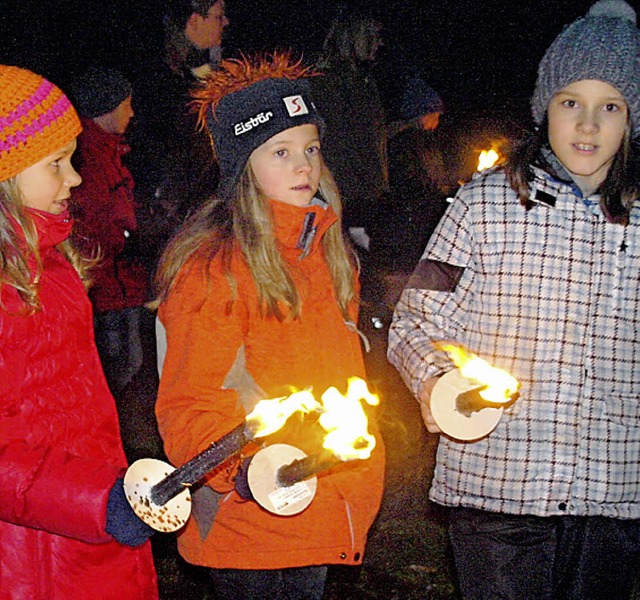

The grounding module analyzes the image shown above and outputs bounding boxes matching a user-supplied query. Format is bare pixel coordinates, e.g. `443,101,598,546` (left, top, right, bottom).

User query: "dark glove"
234,457,254,501
106,477,155,547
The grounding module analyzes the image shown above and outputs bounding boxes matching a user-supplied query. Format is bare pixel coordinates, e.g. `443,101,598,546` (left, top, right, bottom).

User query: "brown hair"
505,121,640,225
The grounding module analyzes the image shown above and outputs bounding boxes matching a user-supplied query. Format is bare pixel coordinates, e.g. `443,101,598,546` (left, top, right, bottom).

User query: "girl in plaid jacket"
389,2,640,599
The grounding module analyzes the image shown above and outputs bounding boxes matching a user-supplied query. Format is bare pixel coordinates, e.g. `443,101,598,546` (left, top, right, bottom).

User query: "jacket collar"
79,117,130,156
269,198,337,257
16,208,74,250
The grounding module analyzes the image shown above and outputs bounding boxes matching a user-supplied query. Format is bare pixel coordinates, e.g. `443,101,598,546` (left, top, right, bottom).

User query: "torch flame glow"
246,390,321,438
436,343,519,404
318,377,379,461
477,148,500,172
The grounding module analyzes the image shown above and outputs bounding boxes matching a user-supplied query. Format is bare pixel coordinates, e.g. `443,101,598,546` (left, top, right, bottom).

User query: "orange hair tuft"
192,52,320,132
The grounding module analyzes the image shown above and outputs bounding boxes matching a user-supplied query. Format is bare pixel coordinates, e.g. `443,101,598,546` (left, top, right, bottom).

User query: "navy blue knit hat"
67,66,132,119
399,76,444,121
532,0,640,137
194,54,325,199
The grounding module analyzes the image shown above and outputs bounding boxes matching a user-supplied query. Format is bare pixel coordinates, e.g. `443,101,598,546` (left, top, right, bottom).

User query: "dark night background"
1,0,624,121
4,0,628,181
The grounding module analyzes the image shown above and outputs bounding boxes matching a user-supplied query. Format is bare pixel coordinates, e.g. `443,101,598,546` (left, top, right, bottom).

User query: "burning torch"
241,377,379,516
476,148,500,172
122,378,379,529
429,343,519,441
123,388,321,532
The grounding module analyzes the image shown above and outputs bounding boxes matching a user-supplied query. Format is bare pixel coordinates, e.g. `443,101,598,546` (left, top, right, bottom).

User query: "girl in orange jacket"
154,53,385,599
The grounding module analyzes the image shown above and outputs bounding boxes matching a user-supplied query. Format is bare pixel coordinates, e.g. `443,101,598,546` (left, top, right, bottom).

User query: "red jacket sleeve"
0,311,124,544
0,440,122,543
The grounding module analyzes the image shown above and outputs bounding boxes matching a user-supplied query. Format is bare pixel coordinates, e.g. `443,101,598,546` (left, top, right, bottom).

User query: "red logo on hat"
283,95,309,117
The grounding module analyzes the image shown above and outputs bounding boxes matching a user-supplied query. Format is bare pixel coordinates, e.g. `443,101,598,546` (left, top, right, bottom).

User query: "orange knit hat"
0,65,82,182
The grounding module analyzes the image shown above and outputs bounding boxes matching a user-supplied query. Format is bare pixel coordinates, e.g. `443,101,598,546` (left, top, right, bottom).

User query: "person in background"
154,53,385,600
371,74,449,278
127,0,230,267
68,66,162,461
0,64,157,598
388,2,640,599
392,74,445,134
311,8,388,243
68,66,147,394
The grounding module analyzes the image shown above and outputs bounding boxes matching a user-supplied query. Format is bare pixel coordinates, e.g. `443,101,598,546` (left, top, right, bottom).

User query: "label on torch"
269,482,314,512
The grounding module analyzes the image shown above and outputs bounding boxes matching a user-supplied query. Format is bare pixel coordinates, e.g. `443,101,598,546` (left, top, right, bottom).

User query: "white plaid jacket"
388,165,640,518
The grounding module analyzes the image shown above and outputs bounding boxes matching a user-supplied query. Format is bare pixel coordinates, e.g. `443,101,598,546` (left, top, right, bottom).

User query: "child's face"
418,112,441,131
16,139,82,214
249,124,322,207
95,95,134,135
548,79,628,195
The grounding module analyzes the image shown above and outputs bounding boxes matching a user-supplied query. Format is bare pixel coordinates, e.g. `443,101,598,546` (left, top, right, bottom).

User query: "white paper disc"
123,458,192,532
430,369,503,441
247,444,317,516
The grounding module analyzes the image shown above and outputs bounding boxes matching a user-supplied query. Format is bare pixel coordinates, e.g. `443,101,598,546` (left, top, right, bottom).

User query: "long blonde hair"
154,156,357,320
0,179,93,314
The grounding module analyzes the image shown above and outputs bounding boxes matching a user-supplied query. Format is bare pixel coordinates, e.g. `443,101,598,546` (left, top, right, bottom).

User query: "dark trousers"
448,506,640,600
94,306,162,462
209,566,328,600
94,306,147,395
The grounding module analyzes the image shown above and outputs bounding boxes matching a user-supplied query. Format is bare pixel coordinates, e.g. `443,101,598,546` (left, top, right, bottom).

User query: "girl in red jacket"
154,53,385,599
0,65,157,598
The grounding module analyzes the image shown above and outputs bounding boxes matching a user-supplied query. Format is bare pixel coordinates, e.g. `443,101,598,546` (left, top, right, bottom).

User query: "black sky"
2,0,637,137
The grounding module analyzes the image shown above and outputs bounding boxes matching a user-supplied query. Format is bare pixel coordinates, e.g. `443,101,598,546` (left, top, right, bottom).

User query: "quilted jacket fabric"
0,208,157,599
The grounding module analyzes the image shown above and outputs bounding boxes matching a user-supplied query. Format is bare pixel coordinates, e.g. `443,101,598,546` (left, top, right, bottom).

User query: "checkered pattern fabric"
0,65,81,182
388,165,640,518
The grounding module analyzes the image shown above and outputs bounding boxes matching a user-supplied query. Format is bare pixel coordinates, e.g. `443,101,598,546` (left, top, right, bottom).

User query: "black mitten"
106,477,155,547
234,457,254,500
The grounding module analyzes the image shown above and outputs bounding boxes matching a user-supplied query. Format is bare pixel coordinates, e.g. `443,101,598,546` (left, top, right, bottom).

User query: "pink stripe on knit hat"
0,94,73,154
0,79,54,133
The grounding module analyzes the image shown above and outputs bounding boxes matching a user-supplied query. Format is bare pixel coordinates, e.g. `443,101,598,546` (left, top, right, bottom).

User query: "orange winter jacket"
156,199,385,570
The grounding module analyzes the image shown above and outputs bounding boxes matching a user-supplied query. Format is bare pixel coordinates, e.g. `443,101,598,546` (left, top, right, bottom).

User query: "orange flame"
436,343,519,404
318,377,379,461
477,148,500,172
246,390,321,438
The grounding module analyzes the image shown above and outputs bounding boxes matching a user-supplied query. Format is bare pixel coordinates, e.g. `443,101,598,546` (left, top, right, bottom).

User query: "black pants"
209,566,328,600
94,306,148,395
94,306,162,461
449,507,640,600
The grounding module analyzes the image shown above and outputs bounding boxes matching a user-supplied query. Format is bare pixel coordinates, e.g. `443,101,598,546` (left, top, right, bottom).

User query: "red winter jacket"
71,118,148,313
157,200,385,570
0,209,157,599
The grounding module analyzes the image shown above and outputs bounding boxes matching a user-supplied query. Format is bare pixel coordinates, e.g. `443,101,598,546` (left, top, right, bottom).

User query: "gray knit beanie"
531,0,640,138
68,66,132,119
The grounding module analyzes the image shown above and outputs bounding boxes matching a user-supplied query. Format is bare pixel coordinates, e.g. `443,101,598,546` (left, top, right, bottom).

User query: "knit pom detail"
588,0,637,25
193,52,319,129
